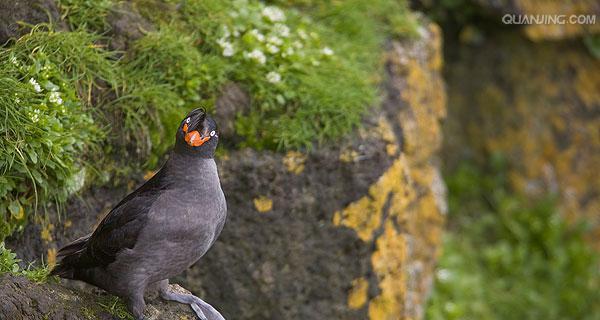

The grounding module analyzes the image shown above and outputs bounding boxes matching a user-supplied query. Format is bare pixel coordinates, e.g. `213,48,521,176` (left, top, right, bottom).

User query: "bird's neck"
163,152,218,184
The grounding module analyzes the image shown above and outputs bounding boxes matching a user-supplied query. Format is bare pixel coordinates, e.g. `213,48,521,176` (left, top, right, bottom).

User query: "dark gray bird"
51,108,227,320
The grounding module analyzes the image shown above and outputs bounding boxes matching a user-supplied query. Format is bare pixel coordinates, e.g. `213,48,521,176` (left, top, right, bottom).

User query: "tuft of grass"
57,0,114,32
0,242,54,283
98,295,134,320
426,156,600,320
0,25,116,239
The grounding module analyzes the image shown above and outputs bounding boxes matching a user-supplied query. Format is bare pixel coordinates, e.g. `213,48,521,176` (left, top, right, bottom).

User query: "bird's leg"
126,292,147,320
158,280,225,320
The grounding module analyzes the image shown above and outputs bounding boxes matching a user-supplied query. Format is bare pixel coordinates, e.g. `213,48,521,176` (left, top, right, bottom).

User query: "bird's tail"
50,234,91,279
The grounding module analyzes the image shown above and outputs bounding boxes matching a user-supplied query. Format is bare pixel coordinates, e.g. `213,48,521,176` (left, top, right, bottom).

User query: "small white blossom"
267,35,283,46
322,47,334,56
29,78,41,93
245,49,266,64
10,56,18,65
250,29,265,42
30,109,41,123
266,71,281,84
222,44,235,57
15,98,21,104
222,26,231,38
233,29,240,37
293,40,303,49
274,24,290,37
436,269,452,282
266,44,279,54
262,6,285,22
49,91,63,105
282,47,294,57
298,29,308,40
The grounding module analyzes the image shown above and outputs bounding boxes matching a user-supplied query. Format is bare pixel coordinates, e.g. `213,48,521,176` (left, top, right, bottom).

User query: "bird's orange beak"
184,126,210,147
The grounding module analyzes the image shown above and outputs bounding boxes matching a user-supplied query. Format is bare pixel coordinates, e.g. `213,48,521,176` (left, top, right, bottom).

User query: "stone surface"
443,29,600,244
475,0,600,40
0,0,61,44
0,274,196,319
5,21,446,320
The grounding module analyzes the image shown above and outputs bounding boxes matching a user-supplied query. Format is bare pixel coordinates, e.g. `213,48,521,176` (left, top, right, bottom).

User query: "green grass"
0,242,53,283
426,156,600,320
98,295,134,320
0,25,113,240
1,0,418,239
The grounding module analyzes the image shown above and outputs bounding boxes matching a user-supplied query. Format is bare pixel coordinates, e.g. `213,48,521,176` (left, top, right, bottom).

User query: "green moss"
98,295,134,320
426,157,600,320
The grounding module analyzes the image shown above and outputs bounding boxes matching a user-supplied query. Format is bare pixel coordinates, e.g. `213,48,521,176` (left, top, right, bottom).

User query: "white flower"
267,35,283,46
30,109,41,123
266,71,281,84
222,26,231,38
293,40,303,49
282,47,294,57
29,78,41,93
245,49,266,64
262,6,285,22
298,29,308,40
49,91,63,105
10,56,18,65
436,269,452,282
273,24,290,37
266,44,279,54
222,44,235,57
15,98,21,104
322,47,334,56
250,29,265,42
233,29,240,37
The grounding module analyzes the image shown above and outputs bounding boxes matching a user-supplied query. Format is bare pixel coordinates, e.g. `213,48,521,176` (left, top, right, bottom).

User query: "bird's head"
174,108,219,157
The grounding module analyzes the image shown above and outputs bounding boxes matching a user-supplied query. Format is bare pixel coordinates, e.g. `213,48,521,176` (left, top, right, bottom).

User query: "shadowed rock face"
4,10,446,320
0,0,61,44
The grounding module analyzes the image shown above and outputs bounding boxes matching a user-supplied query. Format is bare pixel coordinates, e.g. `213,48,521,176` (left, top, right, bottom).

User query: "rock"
0,0,60,44
475,0,600,40
0,274,196,319
6,21,446,320
443,29,600,245
107,2,155,52
214,83,251,140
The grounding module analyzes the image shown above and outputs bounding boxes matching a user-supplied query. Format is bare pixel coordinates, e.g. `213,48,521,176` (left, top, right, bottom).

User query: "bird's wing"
86,169,170,266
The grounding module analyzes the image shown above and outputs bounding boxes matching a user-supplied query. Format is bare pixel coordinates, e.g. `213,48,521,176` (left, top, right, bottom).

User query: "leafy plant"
0,242,53,283
0,26,112,239
426,157,600,320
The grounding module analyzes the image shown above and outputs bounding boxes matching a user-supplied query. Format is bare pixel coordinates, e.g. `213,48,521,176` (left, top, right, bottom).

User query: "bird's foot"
159,281,225,320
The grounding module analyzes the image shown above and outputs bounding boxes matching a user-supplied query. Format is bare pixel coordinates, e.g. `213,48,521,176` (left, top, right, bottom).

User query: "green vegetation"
0,26,112,239
1,0,418,240
427,156,600,320
98,295,134,320
0,242,52,283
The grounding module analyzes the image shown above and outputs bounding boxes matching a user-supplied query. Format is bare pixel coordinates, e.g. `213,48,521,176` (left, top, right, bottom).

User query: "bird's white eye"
185,117,191,124
210,130,216,137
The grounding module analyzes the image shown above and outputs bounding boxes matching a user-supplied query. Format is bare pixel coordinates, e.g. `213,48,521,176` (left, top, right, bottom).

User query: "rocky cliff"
3,15,447,320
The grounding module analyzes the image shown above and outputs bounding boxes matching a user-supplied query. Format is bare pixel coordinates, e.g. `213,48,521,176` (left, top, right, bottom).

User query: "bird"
51,108,227,320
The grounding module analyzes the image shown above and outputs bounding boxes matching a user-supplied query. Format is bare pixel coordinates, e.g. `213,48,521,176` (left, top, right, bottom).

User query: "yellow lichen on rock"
348,277,369,310
335,21,447,320
253,196,273,213
333,156,414,242
514,0,600,40
282,151,307,175
47,248,57,269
